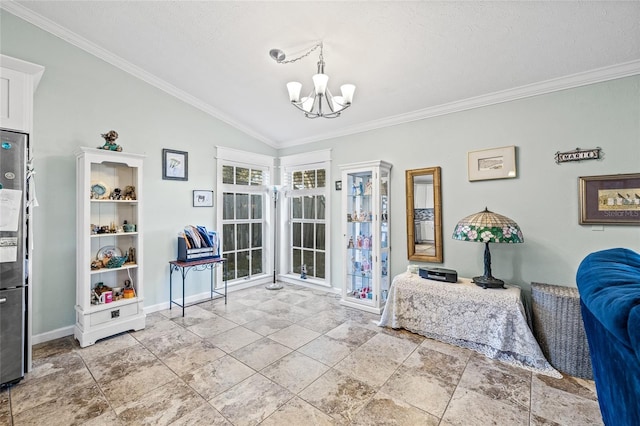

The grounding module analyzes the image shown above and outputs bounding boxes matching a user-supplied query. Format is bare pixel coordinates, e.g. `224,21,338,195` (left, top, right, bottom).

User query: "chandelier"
269,42,355,119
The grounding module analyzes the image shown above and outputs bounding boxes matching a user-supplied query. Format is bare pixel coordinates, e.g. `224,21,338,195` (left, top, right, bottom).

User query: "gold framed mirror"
406,167,443,263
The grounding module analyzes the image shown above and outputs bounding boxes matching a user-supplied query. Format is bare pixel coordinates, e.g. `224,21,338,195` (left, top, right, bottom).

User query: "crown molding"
4,1,639,150
1,1,277,148
277,59,640,148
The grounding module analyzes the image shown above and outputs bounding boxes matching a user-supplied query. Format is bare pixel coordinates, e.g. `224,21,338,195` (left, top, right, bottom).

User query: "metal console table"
168,257,227,317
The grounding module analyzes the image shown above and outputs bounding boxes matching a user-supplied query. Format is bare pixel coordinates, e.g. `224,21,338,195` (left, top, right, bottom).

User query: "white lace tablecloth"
379,272,561,378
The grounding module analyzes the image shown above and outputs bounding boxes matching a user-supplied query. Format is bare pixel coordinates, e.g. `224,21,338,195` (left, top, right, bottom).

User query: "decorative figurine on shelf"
123,221,135,233
127,247,136,264
122,185,136,200
353,210,359,222
300,264,307,279
361,258,370,274
352,182,358,196
357,234,363,248
99,130,122,152
359,182,364,196
109,188,122,200
363,236,370,249
106,254,127,269
123,279,135,298
92,283,112,305
348,236,354,248
364,179,372,196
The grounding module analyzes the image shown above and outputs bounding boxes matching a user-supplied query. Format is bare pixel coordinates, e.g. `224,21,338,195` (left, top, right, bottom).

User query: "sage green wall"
279,76,640,291
1,12,276,336
3,10,639,339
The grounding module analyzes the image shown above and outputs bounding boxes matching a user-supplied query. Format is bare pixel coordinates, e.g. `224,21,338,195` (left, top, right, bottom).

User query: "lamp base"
472,275,505,289
265,283,283,291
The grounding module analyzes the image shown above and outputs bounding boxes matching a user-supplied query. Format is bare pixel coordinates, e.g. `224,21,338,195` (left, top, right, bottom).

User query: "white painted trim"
0,54,45,89
1,2,276,148
144,279,270,314
215,146,275,167
32,325,74,345
279,149,332,166
32,281,271,344
279,275,339,293
277,59,640,148
280,156,332,288
5,2,639,149
279,274,333,289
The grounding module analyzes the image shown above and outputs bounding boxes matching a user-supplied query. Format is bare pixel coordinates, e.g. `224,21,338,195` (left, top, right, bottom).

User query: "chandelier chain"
277,42,323,64
271,41,354,118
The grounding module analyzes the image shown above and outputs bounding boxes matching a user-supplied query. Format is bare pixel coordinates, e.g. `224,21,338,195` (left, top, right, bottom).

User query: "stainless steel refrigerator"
0,129,28,386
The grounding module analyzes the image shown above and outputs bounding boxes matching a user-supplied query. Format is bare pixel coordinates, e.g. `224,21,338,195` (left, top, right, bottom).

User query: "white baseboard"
278,274,339,293
32,325,74,345
144,279,269,314
31,279,299,344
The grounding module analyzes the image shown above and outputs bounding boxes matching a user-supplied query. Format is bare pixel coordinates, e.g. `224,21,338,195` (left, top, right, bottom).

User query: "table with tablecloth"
378,272,561,377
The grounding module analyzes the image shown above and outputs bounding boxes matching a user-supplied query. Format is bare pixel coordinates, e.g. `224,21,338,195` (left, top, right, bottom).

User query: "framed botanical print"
162,149,188,181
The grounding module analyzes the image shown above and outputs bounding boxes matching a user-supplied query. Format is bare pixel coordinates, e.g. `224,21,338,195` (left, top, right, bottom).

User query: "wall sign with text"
555,147,602,164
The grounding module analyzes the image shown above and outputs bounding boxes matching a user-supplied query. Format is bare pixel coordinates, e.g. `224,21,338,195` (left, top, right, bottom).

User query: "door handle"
0,297,7,304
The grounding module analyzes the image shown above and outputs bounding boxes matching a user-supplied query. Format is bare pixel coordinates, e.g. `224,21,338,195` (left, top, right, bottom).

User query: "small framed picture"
468,146,517,181
335,180,342,191
579,173,640,225
162,149,188,181
193,190,214,207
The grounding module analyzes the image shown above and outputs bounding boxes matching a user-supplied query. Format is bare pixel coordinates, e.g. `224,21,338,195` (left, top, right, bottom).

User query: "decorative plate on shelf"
91,182,110,199
96,245,122,261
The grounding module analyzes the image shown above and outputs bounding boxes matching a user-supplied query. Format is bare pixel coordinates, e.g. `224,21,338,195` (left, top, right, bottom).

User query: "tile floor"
1,283,604,425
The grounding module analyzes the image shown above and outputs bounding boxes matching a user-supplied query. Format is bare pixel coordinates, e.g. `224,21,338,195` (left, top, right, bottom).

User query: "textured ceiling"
5,1,640,147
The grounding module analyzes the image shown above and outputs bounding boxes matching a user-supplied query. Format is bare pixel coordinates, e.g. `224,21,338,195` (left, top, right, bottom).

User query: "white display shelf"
340,160,392,314
75,147,146,347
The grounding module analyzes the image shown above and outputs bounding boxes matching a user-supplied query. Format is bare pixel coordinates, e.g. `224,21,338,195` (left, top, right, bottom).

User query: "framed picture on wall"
579,173,640,225
468,146,517,181
162,149,188,181
193,190,214,207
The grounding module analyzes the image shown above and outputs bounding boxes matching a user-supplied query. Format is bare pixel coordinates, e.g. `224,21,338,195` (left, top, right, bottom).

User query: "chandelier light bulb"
272,42,354,118
341,84,356,104
312,74,329,96
286,81,302,102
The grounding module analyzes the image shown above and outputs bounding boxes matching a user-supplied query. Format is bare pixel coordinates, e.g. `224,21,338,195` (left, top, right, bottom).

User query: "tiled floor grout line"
6,284,603,425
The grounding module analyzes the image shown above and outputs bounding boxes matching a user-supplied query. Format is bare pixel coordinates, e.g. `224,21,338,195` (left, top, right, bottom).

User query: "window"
217,148,274,285
281,150,331,286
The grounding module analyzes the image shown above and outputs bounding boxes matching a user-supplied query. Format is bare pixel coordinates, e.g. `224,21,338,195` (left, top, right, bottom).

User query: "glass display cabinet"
340,160,392,314
75,147,146,347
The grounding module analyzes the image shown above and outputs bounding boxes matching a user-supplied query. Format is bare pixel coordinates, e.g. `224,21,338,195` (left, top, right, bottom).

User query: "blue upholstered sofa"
576,248,640,426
